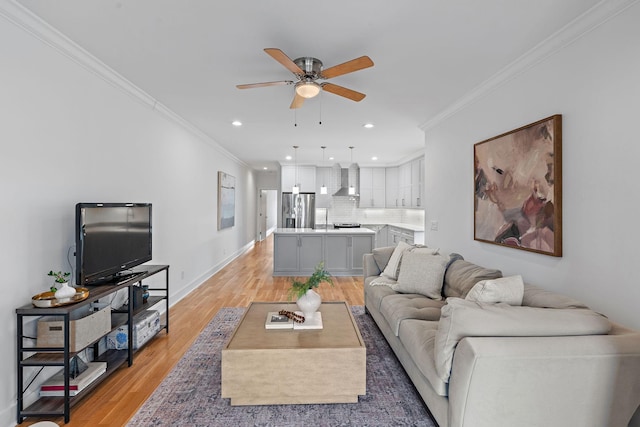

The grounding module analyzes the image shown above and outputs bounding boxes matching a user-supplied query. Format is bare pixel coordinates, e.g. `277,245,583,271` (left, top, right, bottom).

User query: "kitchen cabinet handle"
416,197,421,206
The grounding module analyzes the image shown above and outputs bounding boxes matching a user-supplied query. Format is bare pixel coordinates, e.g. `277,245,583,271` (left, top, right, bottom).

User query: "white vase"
296,289,321,319
54,282,75,303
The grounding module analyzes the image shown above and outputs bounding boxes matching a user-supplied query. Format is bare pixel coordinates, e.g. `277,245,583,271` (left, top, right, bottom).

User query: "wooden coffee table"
221,301,366,405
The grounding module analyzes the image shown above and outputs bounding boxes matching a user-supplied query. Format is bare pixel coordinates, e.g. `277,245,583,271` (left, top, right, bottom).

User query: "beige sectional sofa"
363,245,640,427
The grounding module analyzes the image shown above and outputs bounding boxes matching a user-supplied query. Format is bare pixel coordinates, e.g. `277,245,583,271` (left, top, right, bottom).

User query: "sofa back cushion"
435,298,612,383
393,251,448,300
443,259,503,298
372,246,396,274
522,284,588,309
381,241,413,280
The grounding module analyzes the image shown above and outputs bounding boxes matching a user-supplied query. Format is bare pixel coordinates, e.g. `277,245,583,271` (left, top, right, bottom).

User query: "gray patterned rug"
127,306,436,427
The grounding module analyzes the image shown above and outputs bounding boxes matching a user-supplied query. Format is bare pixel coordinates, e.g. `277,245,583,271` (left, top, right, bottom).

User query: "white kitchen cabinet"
359,167,385,208
281,165,316,193
398,162,412,208
388,225,425,246
385,167,399,208
385,157,424,209
411,157,424,208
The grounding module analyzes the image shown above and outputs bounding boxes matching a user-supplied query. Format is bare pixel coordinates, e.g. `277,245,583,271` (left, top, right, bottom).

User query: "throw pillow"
382,241,413,280
393,252,449,300
465,275,524,305
443,259,503,298
434,298,612,384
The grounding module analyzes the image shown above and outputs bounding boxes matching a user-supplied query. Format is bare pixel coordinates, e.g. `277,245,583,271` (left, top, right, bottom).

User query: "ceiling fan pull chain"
294,108,297,127
319,91,322,125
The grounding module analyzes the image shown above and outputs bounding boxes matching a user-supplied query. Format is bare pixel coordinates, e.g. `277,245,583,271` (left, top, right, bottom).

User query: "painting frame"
474,115,562,257
218,171,236,230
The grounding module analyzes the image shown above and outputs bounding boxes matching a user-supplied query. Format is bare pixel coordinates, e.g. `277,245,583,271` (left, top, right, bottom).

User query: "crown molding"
0,0,247,167
419,0,639,132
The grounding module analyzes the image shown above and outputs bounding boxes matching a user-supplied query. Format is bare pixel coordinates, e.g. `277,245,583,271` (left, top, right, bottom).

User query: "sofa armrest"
363,253,381,279
447,329,640,427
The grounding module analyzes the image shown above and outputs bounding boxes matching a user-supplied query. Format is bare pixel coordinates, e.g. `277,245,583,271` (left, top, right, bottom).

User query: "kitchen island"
273,228,375,276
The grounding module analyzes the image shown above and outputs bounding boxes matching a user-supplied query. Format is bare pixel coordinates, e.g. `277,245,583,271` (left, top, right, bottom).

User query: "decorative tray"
32,287,90,308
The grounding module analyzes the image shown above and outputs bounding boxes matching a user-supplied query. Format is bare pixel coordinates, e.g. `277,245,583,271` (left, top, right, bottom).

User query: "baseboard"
168,240,256,307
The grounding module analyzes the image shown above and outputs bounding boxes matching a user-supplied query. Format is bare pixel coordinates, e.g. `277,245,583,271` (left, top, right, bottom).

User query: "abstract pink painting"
474,115,562,257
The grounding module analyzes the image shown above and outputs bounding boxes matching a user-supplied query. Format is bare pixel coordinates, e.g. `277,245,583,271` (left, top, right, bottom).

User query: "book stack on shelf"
40,362,106,396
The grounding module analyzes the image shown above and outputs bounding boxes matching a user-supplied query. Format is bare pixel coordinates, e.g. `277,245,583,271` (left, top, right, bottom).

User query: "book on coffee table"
265,312,293,329
293,311,323,330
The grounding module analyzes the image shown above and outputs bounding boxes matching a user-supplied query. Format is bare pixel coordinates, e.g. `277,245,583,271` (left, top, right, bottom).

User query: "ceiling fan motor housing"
294,57,323,80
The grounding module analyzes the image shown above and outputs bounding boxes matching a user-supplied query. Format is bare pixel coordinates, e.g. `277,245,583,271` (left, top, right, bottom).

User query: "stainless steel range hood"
332,163,359,197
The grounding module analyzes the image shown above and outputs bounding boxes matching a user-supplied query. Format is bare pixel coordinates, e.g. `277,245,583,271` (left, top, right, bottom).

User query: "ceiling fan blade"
321,56,374,79
290,93,305,109
322,83,366,102
264,48,304,75
236,80,293,89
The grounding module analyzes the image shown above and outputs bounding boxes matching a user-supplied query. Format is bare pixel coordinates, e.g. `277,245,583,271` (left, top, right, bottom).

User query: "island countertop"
274,228,375,235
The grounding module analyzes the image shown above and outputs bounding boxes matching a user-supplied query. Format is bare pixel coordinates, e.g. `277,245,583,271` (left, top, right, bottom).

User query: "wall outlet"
430,220,439,231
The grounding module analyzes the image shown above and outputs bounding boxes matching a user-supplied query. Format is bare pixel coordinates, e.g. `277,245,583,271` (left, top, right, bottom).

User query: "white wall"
423,3,640,329
0,9,256,425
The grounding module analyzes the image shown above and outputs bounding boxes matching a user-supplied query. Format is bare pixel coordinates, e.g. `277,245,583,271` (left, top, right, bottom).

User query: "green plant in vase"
48,270,71,292
288,262,333,319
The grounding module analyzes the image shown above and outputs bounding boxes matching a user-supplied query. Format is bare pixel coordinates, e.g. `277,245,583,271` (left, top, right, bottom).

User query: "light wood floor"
21,234,364,426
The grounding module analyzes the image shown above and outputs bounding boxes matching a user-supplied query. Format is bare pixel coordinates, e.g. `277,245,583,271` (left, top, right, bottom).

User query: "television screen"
76,203,152,285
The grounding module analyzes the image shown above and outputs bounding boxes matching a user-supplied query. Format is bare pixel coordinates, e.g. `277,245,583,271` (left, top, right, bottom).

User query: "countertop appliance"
282,192,315,228
333,223,361,229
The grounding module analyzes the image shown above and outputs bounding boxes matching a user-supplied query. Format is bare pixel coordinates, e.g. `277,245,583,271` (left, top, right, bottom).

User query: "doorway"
257,189,278,241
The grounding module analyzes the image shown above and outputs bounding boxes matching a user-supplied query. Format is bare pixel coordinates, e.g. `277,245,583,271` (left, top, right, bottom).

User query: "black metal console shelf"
16,264,169,424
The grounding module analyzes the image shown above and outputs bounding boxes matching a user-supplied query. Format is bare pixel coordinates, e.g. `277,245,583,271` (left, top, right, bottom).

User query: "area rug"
127,306,436,427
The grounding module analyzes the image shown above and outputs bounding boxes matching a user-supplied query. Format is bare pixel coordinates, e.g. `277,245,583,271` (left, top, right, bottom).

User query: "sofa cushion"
465,275,524,306
365,282,398,312
397,319,448,397
372,246,396,273
393,252,448,300
380,293,444,335
382,241,413,280
522,284,588,309
435,298,612,383
443,259,502,298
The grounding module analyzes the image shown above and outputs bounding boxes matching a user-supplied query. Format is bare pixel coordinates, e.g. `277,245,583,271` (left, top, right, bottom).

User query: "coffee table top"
224,301,364,351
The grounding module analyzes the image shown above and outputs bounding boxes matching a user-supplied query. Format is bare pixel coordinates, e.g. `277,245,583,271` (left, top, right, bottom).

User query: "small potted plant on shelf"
48,270,74,302
288,262,333,319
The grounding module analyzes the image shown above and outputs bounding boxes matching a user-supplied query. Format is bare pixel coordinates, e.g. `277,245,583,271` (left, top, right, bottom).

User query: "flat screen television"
75,203,152,285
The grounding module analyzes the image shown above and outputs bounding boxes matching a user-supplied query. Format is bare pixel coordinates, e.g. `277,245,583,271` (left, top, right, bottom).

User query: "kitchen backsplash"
316,197,425,227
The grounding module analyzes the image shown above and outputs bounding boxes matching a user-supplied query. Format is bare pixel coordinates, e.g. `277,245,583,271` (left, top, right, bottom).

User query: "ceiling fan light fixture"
295,81,321,99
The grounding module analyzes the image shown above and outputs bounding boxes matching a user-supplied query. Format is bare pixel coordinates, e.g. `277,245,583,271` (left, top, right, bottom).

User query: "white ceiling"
16,0,601,169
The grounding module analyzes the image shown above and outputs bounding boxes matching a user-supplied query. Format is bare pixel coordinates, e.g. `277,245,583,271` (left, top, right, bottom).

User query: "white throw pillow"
381,241,413,280
393,252,448,300
465,275,525,306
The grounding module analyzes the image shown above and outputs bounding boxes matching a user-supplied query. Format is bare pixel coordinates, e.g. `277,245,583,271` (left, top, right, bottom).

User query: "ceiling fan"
237,48,374,109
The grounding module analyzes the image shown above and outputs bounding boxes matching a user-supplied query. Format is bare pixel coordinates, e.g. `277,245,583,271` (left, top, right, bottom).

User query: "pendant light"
320,146,328,194
348,146,356,195
292,145,300,194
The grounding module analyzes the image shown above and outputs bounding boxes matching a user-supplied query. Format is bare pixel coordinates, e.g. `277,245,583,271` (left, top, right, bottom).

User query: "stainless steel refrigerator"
282,192,316,228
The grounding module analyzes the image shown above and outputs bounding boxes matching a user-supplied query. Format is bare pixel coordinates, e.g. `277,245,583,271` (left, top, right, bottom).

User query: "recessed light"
232,120,242,127
263,167,268,170
363,123,374,129
285,155,292,160
371,156,378,161
329,156,334,160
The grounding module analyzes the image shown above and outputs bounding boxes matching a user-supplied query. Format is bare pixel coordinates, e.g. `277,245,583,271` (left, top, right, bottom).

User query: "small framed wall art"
474,115,562,257
218,171,236,230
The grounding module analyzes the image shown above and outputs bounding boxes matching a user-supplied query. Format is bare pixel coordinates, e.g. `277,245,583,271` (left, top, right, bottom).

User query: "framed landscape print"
474,115,562,257
218,171,235,230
